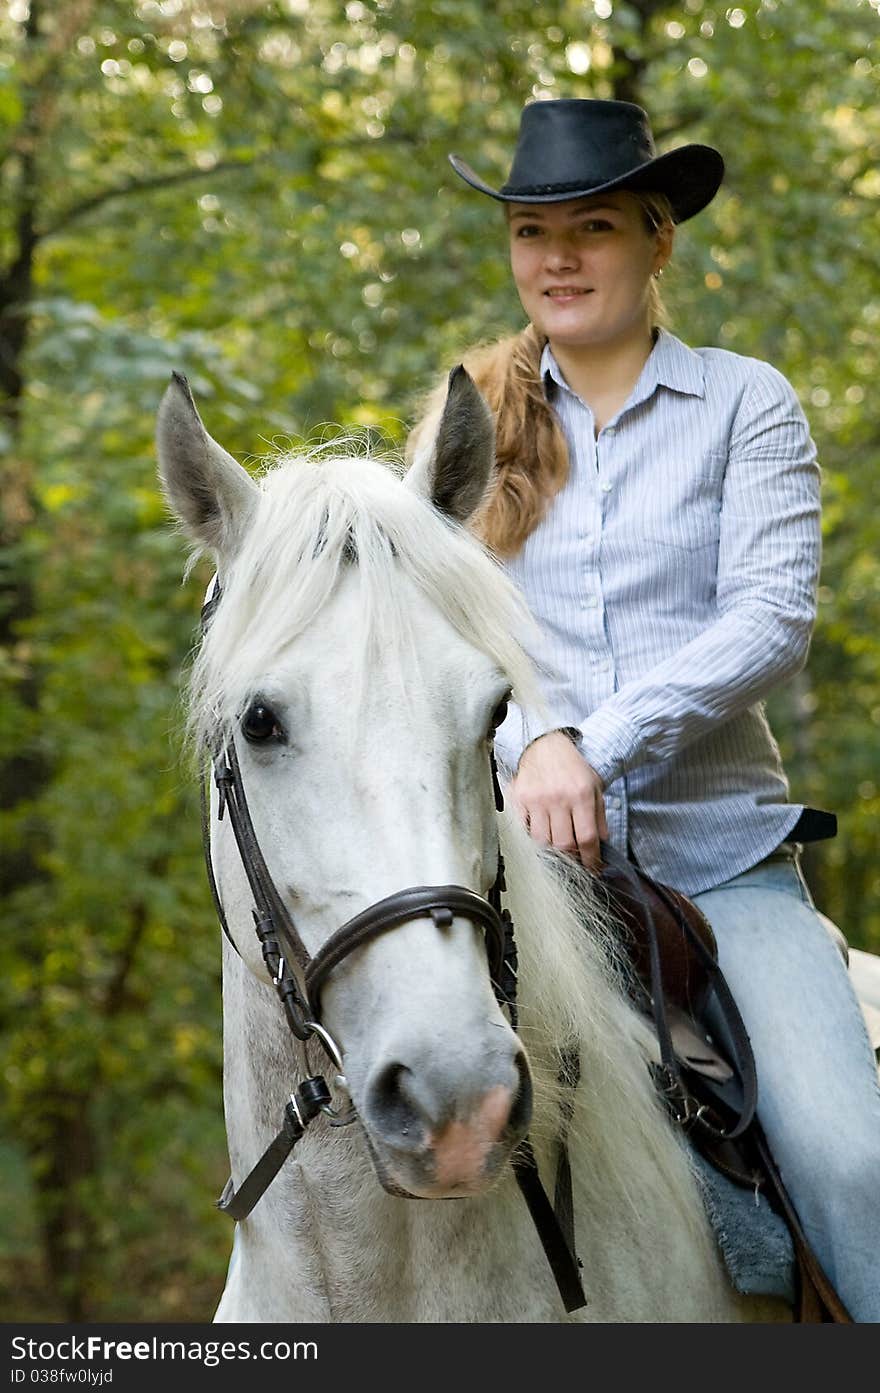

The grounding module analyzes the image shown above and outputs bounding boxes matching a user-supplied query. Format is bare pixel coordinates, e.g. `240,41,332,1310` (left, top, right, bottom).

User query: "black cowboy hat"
449,99,723,224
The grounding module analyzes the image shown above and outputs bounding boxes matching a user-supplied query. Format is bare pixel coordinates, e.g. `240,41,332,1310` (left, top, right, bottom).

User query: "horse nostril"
365,1061,424,1145
508,1050,533,1137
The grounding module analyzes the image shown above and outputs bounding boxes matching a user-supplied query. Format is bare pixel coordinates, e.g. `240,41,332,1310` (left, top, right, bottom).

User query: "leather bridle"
199,585,587,1314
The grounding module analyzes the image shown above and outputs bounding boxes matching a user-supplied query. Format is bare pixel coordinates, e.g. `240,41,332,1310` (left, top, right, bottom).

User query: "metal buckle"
303,1020,344,1073
691,1102,728,1137
301,1021,358,1126
287,1091,306,1130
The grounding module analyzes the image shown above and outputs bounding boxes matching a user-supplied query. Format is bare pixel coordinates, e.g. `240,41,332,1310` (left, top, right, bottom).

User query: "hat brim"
448,144,724,223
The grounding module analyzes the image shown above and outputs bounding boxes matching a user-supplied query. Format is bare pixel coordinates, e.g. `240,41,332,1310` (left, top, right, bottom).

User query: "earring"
653,267,664,280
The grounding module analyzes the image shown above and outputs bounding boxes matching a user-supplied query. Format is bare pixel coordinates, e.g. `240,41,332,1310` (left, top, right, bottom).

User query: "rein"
199,585,587,1315
599,841,759,1144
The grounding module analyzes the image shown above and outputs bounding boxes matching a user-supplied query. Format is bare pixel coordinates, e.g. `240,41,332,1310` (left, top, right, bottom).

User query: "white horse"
157,369,788,1322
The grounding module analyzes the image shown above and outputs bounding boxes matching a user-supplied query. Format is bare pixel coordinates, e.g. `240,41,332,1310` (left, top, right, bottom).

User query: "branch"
654,108,711,143
39,157,268,239
38,127,423,242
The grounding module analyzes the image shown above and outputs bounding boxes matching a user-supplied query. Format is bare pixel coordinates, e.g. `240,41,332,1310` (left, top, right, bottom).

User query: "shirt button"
584,595,598,608
604,426,616,437
601,481,613,493
610,796,622,810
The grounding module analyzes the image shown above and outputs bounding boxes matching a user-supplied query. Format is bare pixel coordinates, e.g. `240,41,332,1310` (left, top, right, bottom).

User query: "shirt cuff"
493,703,583,777
578,706,641,789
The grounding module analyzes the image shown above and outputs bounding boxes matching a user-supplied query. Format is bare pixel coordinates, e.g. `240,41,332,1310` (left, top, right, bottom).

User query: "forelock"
186,448,542,746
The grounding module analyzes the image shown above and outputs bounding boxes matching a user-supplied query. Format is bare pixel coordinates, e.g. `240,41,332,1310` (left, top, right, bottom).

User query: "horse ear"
156,372,260,558
407,365,495,524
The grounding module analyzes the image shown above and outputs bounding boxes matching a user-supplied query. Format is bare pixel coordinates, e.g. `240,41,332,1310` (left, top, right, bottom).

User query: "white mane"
498,814,711,1253
189,448,544,746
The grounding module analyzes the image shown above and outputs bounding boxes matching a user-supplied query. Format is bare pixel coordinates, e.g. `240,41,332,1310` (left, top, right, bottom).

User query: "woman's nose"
545,236,579,271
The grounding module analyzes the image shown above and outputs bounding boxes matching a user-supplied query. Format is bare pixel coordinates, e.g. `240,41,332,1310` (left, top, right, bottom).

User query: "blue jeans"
693,849,880,1322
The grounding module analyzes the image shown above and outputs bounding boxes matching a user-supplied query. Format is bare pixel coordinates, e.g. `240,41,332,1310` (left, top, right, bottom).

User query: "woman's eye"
582,219,613,232
515,224,542,238
241,703,285,744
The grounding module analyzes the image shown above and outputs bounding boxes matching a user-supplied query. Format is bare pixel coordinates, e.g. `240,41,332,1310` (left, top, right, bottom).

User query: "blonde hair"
408,191,674,558
637,191,675,330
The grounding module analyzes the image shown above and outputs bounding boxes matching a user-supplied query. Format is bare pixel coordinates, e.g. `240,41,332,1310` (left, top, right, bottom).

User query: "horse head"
156,369,540,1201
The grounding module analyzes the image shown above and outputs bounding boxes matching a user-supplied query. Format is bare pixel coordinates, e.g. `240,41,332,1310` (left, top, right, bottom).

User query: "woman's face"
508,191,671,352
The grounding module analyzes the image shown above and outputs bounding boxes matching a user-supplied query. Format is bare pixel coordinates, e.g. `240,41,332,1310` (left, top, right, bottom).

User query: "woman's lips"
544,287,593,301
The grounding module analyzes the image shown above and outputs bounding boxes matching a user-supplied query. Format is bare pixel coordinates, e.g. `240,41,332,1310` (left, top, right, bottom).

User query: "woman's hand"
507,731,608,869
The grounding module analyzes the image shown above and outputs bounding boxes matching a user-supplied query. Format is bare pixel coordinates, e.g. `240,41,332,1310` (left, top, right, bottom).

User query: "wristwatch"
557,726,583,747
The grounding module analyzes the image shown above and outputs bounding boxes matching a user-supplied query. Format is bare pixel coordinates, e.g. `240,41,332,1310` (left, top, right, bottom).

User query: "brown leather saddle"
597,841,853,1324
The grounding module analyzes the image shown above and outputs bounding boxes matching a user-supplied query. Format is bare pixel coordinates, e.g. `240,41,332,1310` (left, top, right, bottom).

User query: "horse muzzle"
359,1039,533,1198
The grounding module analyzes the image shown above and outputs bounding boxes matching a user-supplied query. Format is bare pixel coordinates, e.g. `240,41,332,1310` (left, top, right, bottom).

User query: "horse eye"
488,693,511,736
241,702,284,744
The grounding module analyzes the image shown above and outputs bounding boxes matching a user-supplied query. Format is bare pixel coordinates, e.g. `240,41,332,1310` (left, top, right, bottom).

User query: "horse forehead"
289,569,497,683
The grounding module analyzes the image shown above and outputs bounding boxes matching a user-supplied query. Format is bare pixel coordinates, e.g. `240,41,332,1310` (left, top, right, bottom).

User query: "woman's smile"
545,285,593,301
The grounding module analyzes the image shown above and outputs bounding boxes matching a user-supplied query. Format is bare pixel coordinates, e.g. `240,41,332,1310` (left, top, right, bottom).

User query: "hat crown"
503,99,656,197
448,96,724,222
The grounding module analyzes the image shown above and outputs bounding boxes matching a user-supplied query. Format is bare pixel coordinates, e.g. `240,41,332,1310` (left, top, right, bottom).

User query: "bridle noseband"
305,883,509,1017
199,583,586,1313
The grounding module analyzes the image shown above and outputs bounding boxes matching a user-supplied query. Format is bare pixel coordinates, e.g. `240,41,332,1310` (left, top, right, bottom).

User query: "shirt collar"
540,329,705,409
540,340,567,397
648,329,706,398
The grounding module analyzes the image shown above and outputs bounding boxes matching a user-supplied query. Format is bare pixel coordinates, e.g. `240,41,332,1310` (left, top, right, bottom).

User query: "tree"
1,0,877,1318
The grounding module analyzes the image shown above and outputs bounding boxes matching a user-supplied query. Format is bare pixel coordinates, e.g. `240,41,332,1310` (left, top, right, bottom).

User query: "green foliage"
1,0,878,1319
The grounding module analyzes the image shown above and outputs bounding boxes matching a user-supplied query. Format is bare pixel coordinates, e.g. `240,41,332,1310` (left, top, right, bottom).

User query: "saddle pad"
690,1149,795,1304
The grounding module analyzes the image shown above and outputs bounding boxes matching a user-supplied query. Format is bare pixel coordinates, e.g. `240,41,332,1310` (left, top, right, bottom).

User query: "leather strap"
601,842,758,1142
218,1109,305,1222
214,736,311,974
305,884,506,1014
551,1046,580,1263
217,1078,331,1221
752,1126,852,1322
513,1142,585,1314
200,756,237,955
789,807,837,843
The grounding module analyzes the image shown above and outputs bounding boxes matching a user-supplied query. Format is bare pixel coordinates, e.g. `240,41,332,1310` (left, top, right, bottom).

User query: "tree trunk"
609,0,667,104
0,2,46,897
31,1092,100,1322
1,1,99,1323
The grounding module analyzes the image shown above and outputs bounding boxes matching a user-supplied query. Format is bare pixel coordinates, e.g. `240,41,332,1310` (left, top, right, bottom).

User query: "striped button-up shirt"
493,329,821,895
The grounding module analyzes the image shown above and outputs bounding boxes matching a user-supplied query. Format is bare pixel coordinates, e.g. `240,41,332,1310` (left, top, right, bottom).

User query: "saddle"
596,839,853,1324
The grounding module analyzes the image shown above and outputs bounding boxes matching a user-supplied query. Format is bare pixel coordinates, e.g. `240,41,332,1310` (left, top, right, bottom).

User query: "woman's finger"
571,798,601,868
525,802,552,847
548,805,579,858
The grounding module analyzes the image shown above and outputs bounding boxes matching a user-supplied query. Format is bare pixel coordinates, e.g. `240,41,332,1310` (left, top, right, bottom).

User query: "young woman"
409,98,880,1320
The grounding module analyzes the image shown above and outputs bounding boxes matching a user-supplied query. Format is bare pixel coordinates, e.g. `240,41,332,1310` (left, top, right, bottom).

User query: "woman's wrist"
520,725,582,763
518,728,605,787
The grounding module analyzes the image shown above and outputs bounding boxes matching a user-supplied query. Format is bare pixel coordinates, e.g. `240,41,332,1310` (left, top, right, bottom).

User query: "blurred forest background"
1,0,878,1321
